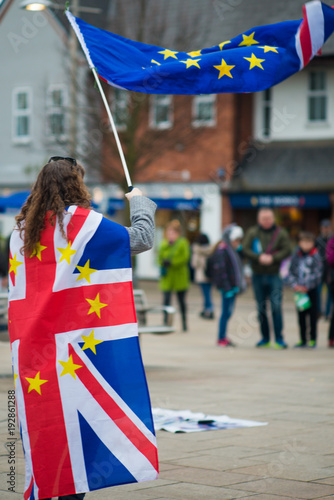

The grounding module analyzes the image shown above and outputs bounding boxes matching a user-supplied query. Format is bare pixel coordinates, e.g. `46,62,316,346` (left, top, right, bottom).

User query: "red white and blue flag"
8,206,159,500
66,1,334,95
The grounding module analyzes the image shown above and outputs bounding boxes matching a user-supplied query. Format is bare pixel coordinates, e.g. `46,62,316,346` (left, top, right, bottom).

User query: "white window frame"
12,87,32,144
150,94,173,130
111,88,129,131
192,94,216,128
46,84,68,141
307,71,328,123
262,88,272,138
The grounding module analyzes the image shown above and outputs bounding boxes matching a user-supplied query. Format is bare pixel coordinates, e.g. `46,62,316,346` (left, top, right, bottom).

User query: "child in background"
287,231,323,348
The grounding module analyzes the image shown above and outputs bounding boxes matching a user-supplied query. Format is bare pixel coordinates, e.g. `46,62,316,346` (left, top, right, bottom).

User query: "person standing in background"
287,232,322,348
316,219,332,319
159,220,190,332
325,234,334,347
243,208,291,349
206,225,246,347
192,234,214,319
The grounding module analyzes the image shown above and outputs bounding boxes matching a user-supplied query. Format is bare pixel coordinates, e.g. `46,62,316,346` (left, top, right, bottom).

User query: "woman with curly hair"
9,157,158,500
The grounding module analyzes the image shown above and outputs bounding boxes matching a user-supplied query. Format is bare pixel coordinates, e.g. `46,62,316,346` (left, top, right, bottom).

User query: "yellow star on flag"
30,241,47,261
25,371,48,395
14,373,18,388
214,58,235,79
158,48,178,60
9,254,23,275
81,330,103,354
219,41,231,50
180,58,201,69
59,355,82,379
75,260,97,284
57,241,76,265
239,32,259,47
86,293,108,319
151,59,161,65
244,53,265,70
260,45,279,53
187,50,202,57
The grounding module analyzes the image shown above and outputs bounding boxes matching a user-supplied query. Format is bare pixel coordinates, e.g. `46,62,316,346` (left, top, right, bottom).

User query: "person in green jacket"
159,220,190,331
243,208,292,349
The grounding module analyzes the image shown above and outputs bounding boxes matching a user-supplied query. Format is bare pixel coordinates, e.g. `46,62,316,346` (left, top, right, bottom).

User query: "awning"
230,193,331,209
0,191,30,213
107,197,202,215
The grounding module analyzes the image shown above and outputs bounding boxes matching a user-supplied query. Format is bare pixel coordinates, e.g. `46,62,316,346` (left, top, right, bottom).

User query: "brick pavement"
0,282,333,499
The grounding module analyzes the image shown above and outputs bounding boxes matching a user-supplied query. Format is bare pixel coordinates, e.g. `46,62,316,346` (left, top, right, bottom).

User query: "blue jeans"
252,274,284,343
218,292,236,340
317,282,332,317
199,283,213,312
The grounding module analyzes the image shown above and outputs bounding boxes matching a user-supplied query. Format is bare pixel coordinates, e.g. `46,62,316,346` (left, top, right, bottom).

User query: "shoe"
256,340,271,348
307,340,316,348
217,339,236,347
328,339,334,348
294,341,307,348
274,341,288,350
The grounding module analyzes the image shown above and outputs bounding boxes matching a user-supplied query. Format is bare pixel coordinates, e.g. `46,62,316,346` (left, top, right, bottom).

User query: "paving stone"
160,466,259,487
231,477,334,498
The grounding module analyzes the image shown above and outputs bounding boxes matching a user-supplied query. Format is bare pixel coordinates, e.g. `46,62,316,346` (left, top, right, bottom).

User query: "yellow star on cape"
158,48,178,60
81,330,103,354
219,40,231,50
30,241,47,261
9,254,23,275
244,53,265,70
86,293,108,319
214,58,235,79
14,373,18,388
180,58,201,69
260,45,279,53
151,59,161,65
25,372,48,395
187,50,202,57
239,32,259,47
75,260,97,284
57,241,76,265
59,355,82,379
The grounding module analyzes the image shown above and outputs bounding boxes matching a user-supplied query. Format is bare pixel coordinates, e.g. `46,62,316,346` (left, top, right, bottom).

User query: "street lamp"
20,0,101,156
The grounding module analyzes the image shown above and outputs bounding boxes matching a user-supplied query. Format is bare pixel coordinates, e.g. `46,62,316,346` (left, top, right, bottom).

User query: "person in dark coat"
207,225,246,347
315,219,332,319
243,208,291,349
287,232,322,348
325,234,334,347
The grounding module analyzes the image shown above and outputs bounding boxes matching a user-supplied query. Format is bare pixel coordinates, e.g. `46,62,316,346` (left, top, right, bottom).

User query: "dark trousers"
252,274,284,343
329,284,334,341
163,290,187,330
297,288,318,344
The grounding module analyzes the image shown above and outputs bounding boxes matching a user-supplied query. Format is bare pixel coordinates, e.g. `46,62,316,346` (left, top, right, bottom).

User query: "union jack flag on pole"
66,1,334,95
8,206,158,499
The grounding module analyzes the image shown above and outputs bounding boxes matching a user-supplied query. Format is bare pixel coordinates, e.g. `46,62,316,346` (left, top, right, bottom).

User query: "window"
192,94,216,127
47,85,67,139
12,88,32,143
262,88,272,137
308,71,327,122
150,95,172,129
111,88,129,130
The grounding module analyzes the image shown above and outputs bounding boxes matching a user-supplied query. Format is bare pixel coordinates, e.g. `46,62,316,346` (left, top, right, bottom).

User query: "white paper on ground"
152,407,268,433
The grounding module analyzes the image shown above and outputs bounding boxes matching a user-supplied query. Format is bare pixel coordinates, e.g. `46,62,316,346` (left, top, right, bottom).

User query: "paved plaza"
0,282,333,499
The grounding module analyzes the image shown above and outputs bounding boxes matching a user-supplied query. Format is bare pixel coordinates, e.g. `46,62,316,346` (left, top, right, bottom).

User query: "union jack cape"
8,206,159,500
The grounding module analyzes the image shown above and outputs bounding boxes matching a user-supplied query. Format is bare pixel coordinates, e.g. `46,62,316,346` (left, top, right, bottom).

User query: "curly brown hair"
16,159,92,255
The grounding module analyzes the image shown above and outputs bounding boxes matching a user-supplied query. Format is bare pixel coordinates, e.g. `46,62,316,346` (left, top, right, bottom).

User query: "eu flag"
66,1,334,94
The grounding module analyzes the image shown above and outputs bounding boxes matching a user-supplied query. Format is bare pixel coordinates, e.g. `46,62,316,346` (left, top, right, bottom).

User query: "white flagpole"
91,67,133,190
